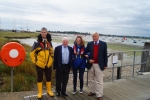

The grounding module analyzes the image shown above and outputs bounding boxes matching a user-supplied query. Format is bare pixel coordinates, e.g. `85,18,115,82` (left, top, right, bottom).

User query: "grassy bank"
0,31,39,38
107,42,142,51
0,37,37,92
107,42,143,56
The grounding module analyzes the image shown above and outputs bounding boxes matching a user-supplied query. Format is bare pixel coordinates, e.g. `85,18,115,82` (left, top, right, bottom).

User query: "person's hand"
70,69,72,72
89,59,94,64
85,55,88,57
54,69,56,71
104,66,107,70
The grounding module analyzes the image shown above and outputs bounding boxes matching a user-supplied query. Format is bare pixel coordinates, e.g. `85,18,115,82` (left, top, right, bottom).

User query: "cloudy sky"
0,0,150,37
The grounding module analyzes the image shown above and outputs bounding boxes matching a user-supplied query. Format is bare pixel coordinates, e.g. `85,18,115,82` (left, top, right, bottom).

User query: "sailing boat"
12,14,16,32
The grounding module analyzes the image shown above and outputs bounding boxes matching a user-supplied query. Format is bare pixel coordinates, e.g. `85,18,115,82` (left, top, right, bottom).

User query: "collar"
94,40,99,44
62,45,68,48
42,39,47,43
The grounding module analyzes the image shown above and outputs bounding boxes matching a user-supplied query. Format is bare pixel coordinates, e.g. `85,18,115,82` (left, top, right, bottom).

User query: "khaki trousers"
88,64,103,97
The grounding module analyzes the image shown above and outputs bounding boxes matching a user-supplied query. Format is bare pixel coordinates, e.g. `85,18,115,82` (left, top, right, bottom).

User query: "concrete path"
24,74,150,100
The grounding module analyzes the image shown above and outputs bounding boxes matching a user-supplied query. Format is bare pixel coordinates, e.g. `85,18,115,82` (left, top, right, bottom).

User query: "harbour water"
15,35,148,47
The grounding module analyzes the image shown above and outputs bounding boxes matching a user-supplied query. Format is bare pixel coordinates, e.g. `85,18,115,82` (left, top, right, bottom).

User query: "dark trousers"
56,64,70,93
36,66,52,82
72,68,85,91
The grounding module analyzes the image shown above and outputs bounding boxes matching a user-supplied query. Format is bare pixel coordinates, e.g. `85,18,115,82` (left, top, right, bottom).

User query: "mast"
12,14,16,32
26,20,28,31
0,17,1,30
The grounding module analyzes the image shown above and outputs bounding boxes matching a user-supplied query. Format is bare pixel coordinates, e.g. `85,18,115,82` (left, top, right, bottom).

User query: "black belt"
62,64,69,66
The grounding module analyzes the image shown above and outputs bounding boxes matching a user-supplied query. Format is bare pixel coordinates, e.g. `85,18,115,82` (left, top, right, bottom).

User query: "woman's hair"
74,36,85,47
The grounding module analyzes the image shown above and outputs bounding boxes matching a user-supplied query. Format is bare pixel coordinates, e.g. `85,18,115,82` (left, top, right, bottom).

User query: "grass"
107,42,143,56
107,43,142,51
0,35,37,92
0,73,36,92
0,31,39,38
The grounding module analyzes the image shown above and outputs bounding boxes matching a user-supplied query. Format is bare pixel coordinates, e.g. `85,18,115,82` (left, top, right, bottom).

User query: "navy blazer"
54,45,73,70
86,40,108,71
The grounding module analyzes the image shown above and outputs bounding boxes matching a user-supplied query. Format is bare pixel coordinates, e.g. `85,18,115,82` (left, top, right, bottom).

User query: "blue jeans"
72,68,85,91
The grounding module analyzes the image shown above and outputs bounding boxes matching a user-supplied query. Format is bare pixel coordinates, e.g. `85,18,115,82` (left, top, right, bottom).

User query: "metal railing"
84,49,149,86
108,50,149,81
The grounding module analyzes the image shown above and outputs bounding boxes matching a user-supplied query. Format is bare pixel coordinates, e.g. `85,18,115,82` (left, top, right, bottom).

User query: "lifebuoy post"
1,42,26,92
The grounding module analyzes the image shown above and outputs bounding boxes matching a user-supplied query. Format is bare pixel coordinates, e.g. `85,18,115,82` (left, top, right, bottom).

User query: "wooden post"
140,42,150,72
117,67,121,79
146,55,150,71
117,53,123,79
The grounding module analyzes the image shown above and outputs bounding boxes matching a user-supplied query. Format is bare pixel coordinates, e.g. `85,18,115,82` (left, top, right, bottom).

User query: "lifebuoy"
0,50,1,60
1,42,26,67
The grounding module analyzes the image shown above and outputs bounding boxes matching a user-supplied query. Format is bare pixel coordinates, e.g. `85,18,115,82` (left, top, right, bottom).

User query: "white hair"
62,37,69,41
91,32,99,37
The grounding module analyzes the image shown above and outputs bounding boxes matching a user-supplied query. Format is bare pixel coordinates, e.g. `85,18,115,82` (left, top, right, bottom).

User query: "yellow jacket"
30,43,54,69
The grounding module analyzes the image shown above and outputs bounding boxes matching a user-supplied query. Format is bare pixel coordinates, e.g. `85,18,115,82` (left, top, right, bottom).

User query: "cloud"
0,0,150,37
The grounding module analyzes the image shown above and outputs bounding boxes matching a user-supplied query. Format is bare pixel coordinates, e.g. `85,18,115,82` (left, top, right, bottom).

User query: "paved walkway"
24,74,150,100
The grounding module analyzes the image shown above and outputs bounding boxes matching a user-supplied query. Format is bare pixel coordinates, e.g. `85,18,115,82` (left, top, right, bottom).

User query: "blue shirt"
62,45,69,64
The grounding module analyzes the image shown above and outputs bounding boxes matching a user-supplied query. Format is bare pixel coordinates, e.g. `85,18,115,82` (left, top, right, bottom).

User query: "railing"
107,50,149,81
84,49,149,86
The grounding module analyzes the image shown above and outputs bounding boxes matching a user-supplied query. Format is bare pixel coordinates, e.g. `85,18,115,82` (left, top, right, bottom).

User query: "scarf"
73,44,84,58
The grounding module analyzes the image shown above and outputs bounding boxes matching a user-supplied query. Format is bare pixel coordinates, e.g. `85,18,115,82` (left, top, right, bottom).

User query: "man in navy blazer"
54,37,73,97
86,32,108,100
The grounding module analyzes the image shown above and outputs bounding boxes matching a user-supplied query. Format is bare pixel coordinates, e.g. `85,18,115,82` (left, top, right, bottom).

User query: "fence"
81,49,150,86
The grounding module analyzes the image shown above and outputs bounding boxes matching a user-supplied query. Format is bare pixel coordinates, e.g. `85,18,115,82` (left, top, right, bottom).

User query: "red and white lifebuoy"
0,50,1,60
1,42,26,67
